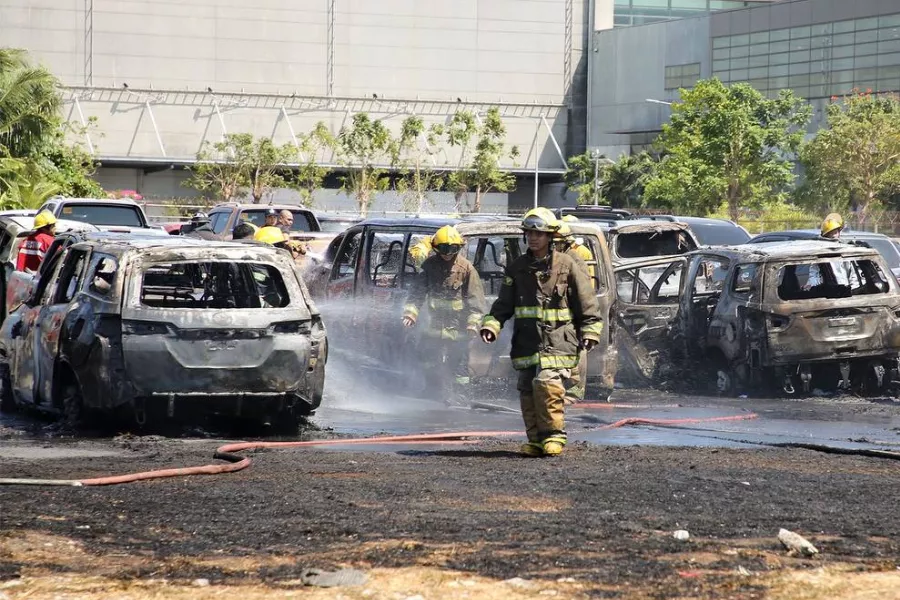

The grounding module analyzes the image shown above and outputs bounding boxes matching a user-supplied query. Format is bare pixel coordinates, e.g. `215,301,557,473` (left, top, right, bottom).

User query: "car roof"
212,203,315,212
65,231,275,252
354,215,519,229
47,197,143,206
714,240,881,260
752,229,891,240
2,216,100,235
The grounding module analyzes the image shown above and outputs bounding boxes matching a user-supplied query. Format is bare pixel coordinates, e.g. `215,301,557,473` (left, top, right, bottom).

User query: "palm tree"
599,152,656,209
0,48,61,159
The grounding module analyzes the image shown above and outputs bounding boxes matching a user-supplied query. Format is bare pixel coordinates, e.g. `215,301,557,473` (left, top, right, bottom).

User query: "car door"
34,247,91,404
613,256,688,382
325,227,364,300
8,245,70,405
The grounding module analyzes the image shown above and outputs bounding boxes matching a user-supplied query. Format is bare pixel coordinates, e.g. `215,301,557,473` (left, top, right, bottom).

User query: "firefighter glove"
582,338,598,352
402,316,416,328
480,328,496,344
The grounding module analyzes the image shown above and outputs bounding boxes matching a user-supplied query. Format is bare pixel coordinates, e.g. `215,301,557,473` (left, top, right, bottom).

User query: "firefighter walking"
480,208,604,456
553,221,595,404
403,226,487,405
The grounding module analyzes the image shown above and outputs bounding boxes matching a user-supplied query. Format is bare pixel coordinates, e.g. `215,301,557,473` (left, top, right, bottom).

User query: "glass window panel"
714,59,730,71
809,48,829,62
880,15,900,28
731,34,749,47
731,45,749,58
791,38,810,51
828,83,850,96
789,73,810,85
833,20,855,34
730,57,749,69
685,63,701,75
716,71,732,82
770,28,789,42
613,15,632,26
832,69,855,83
666,65,682,76
832,32,855,46
713,36,730,49
856,55,878,69
879,52,900,67
879,40,900,54
809,72,828,85
811,23,833,37
769,40,790,53
857,67,878,80
807,84,827,98
731,69,748,81
790,26,810,39
856,17,880,31
768,76,789,89
749,43,769,56
665,78,679,89
855,42,879,56
810,35,832,48
769,52,790,66
832,57,855,70
713,48,730,60
750,31,769,44
877,79,900,92
832,45,856,59
766,89,780,99
789,50,810,62
854,80,877,91
769,64,789,77
856,29,879,44
878,65,900,79
792,86,810,98
789,62,810,75
748,66,768,79
749,55,769,68
878,27,900,41
747,77,766,89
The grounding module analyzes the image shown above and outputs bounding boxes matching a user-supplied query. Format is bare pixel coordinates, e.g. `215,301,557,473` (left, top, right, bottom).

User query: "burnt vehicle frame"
0,235,327,426
615,241,900,395
317,217,619,399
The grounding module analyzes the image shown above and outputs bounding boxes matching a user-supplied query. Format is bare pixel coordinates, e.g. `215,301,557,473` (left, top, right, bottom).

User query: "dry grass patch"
766,566,900,600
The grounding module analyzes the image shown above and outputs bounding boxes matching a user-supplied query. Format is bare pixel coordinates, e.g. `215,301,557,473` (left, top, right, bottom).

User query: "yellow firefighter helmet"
432,225,464,256
521,207,560,233
821,213,844,237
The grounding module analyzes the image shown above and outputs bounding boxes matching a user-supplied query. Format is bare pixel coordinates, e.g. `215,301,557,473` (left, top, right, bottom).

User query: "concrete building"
0,0,596,211
589,0,900,158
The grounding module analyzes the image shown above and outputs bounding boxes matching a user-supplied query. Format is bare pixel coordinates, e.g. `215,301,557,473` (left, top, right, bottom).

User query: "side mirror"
91,276,111,295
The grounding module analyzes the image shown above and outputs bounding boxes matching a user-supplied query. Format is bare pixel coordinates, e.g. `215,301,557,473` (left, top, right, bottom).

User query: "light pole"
645,98,673,106
590,149,614,206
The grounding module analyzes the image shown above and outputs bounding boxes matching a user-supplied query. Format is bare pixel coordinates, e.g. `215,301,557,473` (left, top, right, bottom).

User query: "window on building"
665,63,701,90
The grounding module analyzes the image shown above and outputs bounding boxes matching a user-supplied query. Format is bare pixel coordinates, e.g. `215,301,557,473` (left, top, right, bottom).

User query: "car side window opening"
53,249,89,304
579,236,606,292
776,259,889,301
692,257,730,297
87,255,118,296
617,230,695,259
333,231,362,278
615,262,683,305
140,262,290,309
468,235,524,296
367,232,406,288
209,212,230,234
732,263,759,296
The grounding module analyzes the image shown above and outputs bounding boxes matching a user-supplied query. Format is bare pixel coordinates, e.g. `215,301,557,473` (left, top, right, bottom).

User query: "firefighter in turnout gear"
16,211,57,273
553,222,593,405
480,208,604,457
403,225,487,405
559,215,596,279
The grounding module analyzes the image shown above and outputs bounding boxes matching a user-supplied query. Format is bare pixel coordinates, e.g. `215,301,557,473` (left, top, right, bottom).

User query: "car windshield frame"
687,223,751,246
318,219,359,233
58,203,145,227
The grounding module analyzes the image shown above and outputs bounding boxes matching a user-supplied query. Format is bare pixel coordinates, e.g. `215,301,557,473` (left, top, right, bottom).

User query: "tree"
565,151,656,207
186,133,253,202
242,137,297,204
798,92,900,223
291,122,333,208
336,113,392,216
392,115,444,213
644,79,811,220
445,108,518,213
0,48,61,159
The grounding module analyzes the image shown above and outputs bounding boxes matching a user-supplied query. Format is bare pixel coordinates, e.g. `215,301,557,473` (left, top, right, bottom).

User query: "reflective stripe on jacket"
403,253,487,340
15,232,54,272
481,249,603,371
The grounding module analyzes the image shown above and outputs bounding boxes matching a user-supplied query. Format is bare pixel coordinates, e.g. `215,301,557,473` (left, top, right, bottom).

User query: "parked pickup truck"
0,234,327,429
36,197,168,234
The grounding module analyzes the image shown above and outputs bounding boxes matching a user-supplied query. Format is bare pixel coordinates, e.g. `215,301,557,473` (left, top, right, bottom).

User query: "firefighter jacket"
16,231,54,272
481,249,603,370
569,243,595,279
403,253,487,341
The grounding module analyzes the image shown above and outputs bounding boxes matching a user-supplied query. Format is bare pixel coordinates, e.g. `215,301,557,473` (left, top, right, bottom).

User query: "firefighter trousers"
563,348,587,404
517,366,569,443
421,339,471,403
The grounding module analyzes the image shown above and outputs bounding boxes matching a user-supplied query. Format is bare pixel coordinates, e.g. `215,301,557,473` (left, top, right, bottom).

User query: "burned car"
617,241,900,395
316,217,619,400
0,235,326,427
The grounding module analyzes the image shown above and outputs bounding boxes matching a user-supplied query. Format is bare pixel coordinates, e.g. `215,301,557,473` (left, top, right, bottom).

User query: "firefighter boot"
517,368,541,456
519,442,544,457
533,368,569,456
542,436,567,456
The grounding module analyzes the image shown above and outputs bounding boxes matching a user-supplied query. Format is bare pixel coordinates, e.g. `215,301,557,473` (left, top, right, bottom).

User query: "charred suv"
0,236,326,427
620,241,900,394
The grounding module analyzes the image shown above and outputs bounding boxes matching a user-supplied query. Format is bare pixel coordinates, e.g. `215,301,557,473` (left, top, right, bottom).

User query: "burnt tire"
0,363,15,413
60,375,86,427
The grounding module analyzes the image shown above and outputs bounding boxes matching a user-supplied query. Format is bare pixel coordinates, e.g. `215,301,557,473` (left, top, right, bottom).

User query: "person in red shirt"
16,211,57,273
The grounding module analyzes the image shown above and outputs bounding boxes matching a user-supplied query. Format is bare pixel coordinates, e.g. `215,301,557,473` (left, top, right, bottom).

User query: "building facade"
612,0,776,28
589,0,900,158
